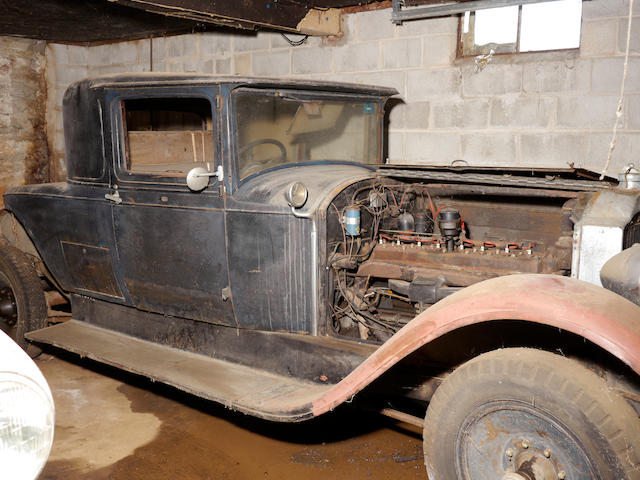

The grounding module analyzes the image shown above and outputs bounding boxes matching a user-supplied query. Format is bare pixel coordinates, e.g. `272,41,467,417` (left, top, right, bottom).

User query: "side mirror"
186,166,224,192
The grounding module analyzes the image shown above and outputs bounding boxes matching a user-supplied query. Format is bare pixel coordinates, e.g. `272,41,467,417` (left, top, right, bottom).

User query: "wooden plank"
128,131,214,173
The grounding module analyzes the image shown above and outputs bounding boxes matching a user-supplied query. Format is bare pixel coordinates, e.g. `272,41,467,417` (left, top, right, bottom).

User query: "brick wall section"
46,0,640,177
0,37,49,206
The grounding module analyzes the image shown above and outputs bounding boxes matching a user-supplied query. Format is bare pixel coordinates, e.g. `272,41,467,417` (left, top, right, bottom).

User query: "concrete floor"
36,351,426,480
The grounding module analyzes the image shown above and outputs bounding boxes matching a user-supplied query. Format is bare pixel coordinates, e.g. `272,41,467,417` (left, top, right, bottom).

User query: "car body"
1,74,639,479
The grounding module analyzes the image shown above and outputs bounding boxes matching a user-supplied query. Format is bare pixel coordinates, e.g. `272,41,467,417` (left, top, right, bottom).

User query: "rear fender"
312,274,640,416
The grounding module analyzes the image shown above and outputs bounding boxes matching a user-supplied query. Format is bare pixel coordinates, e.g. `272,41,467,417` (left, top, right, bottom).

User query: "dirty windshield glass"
234,89,381,179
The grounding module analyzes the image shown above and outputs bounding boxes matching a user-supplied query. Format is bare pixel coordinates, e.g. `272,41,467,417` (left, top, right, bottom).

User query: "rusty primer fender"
312,274,640,416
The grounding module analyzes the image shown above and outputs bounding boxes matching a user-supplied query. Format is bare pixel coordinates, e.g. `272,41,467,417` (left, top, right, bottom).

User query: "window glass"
460,0,582,56
520,0,582,52
121,98,214,176
234,89,381,179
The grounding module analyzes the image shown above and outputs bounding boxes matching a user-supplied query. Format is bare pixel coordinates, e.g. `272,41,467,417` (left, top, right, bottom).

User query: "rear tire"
423,348,640,480
0,242,47,357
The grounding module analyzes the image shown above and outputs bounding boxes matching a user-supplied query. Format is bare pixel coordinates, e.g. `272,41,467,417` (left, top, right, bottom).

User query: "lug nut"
521,440,530,449
557,471,566,479
544,449,551,458
505,448,515,458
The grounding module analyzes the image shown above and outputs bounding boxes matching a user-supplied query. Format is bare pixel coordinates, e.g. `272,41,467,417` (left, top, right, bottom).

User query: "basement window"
459,0,582,57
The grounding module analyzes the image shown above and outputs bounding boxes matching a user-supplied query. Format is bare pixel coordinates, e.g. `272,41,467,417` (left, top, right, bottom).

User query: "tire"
0,242,47,357
423,348,640,480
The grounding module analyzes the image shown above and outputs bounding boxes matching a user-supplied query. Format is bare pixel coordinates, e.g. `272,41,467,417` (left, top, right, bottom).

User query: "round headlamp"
0,332,55,480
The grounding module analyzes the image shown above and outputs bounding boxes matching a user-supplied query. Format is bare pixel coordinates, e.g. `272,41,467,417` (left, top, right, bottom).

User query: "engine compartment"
325,178,584,343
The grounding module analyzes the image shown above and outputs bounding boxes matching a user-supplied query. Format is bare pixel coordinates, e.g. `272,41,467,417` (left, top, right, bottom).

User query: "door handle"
105,191,122,204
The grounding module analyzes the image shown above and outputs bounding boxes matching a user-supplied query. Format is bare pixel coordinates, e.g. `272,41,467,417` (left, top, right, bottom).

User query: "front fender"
312,274,640,416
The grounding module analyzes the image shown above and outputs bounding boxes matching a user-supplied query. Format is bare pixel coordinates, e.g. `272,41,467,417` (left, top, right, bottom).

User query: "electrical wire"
280,33,309,46
600,0,635,180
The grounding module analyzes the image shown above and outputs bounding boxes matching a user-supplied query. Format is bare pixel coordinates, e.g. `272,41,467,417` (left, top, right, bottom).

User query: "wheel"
0,242,47,357
423,348,640,480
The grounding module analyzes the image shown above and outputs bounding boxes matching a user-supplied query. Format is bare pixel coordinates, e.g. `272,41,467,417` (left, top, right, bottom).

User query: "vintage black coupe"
1,74,640,479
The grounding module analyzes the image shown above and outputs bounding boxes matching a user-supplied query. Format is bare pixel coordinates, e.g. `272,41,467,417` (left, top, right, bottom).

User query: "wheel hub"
0,286,17,324
456,401,596,479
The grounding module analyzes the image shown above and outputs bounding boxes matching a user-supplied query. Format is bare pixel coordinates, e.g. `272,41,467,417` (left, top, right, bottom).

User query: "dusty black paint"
72,294,375,383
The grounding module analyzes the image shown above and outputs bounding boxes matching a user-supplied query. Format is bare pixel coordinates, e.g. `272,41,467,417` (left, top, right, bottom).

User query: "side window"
121,97,214,176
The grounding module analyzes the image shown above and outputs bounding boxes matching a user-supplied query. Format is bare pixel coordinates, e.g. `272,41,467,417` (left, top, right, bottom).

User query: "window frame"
110,88,220,189
456,2,582,59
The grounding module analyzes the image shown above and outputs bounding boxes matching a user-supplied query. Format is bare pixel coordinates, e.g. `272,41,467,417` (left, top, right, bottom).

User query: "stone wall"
0,37,48,204
46,0,640,178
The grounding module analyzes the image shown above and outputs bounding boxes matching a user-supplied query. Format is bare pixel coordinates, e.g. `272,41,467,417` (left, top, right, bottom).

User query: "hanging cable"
280,33,309,46
600,0,635,180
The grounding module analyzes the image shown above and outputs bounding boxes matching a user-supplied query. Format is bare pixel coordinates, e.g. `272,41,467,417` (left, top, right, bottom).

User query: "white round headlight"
0,329,55,480
0,372,55,480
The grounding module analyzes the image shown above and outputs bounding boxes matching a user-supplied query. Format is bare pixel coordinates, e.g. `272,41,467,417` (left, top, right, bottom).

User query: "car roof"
80,72,399,96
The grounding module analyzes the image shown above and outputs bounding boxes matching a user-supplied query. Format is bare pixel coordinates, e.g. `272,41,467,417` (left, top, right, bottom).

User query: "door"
109,91,235,326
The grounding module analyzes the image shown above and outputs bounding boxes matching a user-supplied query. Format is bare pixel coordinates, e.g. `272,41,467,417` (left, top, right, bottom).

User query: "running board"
27,320,332,422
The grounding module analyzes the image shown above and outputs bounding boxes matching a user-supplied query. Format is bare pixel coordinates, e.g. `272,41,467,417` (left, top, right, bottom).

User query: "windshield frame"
230,87,386,185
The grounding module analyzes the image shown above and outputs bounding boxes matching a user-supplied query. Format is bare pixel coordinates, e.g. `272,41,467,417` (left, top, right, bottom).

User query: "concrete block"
347,70,405,97
628,94,640,129
422,35,455,67
407,68,461,101
252,50,290,76
490,95,554,128
54,66,88,88
150,37,166,61
581,19,618,57
585,133,640,174
382,38,421,69
167,62,184,73
234,53,252,75
462,63,522,96
387,100,405,129
183,59,201,73
200,33,232,56
215,58,231,74
431,98,489,129
48,43,68,65
152,59,167,72
67,45,88,66
592,57,640,94
405,132,460,164
334,42,379,72
233,33,265,52
387,132,404,162
522,59,591,94
619,16,640,54
557,95,622,129
292,47,332,74
356,9,395,42
395,16,457,37
404,101,430,130
166,35,186,58
520,133,589,168
461,134,517,167
89,42,137,67
139,40,151,65
582,0,630,19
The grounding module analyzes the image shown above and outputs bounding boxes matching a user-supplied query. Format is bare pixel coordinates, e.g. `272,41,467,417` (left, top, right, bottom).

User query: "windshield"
234,89,382,179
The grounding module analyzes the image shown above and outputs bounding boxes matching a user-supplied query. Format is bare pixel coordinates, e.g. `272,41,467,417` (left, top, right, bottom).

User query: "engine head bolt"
521,440,530,449
505,448,515,458
544,449,551,458
557,471,566,479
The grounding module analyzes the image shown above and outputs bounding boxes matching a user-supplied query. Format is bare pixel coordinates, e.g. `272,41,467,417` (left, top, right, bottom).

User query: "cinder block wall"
0,37,49,204
46,0,639,180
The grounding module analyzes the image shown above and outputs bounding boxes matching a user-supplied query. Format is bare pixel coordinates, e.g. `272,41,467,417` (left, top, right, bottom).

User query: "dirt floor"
36,351,426,480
